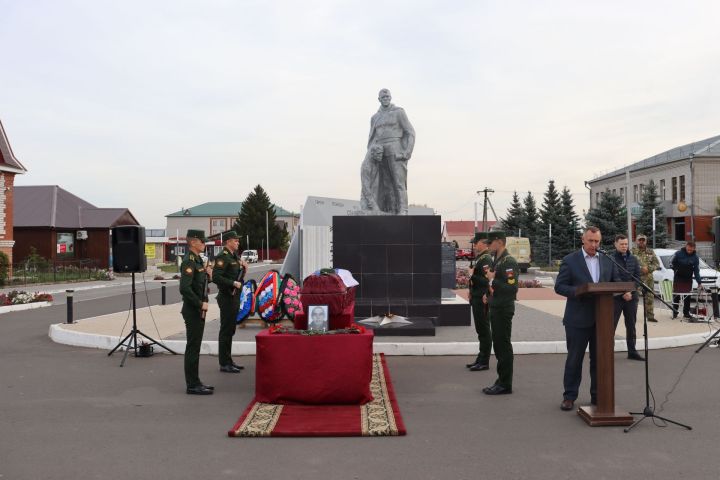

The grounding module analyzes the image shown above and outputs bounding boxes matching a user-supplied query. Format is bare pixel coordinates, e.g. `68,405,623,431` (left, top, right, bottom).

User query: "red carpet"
228,354,406,437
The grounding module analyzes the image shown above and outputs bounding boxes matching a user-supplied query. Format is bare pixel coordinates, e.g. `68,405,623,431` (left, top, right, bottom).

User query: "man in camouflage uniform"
212,231,249,373
466,232,494,371
482,231,519,395
180,229,213,395
632,234,660,322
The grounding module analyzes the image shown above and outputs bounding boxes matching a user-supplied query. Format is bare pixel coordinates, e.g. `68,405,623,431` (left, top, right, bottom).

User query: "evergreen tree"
233,185,289,252
535,180,564,266
559,187,582,256
636,180,668,248
500,191,523,236
520,191,540,258
585,189,627,249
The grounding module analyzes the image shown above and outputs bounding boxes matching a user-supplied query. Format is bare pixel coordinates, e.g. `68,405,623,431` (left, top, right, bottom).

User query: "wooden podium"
575,282,635,427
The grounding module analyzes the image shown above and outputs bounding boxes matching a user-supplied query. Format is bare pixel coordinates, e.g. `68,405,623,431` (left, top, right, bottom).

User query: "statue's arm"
399,109,415,159
367,116,376,149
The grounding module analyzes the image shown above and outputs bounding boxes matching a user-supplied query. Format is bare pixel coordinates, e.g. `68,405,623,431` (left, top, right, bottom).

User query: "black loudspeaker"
713,216,720,267
112,225,147,273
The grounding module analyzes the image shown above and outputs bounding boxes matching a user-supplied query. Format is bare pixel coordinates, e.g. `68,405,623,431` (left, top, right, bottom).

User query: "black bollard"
711,289,719,318
161,281,167,305
66,289,74,323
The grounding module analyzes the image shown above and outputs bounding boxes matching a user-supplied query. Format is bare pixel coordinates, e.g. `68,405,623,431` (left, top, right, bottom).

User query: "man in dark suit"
555,226,621,411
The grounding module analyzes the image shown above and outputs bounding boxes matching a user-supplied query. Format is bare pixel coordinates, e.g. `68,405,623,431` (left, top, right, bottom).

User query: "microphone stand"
597,249,692,432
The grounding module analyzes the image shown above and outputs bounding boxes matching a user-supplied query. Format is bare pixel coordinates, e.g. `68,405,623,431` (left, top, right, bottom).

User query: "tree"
500,191,523,236
585,189,627,249
535,180,564,266
233,185,289,252
520,191,540,259
559,187,582,256
636,180,668,248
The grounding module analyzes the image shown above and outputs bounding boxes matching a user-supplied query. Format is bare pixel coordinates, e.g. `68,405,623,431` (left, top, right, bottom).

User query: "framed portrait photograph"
307,305,329,332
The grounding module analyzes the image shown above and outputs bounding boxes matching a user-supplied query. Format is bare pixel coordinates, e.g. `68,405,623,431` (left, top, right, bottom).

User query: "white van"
240,249,259,263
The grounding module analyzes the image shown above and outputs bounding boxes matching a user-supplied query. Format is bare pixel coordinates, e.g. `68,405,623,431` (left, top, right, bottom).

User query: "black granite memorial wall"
333,215,441,301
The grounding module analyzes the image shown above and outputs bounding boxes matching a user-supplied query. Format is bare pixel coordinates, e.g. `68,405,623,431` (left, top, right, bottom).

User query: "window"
619,187,625,205
612,189,616,195
633,185,638,202
210,218,227,235
57,232,75,258
639,184,645,198
595,192,599,206
679,175,686,202
671,177,678,203
660,179,666,200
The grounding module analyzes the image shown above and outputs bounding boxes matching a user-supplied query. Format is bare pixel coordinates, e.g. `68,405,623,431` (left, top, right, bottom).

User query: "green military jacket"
489,249,519,308
631,246,659,280
469,249,493,300
179,251,207,309
212,247,242,298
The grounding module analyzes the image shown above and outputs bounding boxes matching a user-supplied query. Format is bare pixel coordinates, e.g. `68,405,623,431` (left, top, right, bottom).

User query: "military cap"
636,234,647,240
223,231,239,241
487,231,506,242
471,232,490,244
186,229,208,242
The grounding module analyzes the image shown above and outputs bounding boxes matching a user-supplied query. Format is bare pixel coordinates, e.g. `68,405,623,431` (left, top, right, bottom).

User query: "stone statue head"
378,88,392,107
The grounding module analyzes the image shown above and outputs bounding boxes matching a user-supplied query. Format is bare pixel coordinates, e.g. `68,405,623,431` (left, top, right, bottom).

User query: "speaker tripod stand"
108,273,177,367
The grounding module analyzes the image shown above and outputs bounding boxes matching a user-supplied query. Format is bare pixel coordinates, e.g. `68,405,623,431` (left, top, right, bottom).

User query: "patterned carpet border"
228,354,406,437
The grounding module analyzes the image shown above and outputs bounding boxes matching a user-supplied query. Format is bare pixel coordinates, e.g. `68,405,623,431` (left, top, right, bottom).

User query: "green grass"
158,264,180,273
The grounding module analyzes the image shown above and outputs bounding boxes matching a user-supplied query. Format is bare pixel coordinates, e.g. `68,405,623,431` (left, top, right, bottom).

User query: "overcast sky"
3,0,719,228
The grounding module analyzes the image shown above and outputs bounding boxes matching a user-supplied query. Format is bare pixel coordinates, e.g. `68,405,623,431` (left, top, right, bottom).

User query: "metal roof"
0,119,28,174
14,185,139,228
589,134,720,183
166,202,297,218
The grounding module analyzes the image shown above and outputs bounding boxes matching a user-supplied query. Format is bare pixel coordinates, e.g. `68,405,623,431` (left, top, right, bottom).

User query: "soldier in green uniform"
482,231,519,395
466,232,494,371
212,231,249,373
180,229,214,395
632,234,660,322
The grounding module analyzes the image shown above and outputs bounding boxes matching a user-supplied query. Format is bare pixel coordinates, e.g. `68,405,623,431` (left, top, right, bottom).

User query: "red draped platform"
228,354,406,437
254,329,374,405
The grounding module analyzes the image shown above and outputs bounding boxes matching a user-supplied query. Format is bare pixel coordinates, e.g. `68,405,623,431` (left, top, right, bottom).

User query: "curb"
48,323,719,356
0,301,52,314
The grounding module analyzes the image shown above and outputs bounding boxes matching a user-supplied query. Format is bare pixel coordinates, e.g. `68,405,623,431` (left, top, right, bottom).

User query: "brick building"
0,120,28,268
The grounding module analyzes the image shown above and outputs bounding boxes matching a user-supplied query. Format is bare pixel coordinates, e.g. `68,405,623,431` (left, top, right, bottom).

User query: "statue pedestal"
333,215,455,336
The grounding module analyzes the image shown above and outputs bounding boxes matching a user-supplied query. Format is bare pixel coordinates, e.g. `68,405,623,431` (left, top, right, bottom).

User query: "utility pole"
548,223,552,266
477,187,497,232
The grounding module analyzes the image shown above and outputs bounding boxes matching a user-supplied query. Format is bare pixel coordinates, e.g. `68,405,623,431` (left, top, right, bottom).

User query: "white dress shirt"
582,247,600,283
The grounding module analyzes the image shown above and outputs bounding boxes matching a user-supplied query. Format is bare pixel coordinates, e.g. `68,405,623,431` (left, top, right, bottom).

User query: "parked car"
240,249,259,263
651,248,719,294
455,248,473,261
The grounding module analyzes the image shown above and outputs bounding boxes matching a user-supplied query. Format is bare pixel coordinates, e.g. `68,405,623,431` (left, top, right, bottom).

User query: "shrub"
172,274,180,280
518,279,543,288
153,275,165,280
0,251,8,286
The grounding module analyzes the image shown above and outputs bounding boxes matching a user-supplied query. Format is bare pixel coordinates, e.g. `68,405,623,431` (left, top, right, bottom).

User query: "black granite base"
354,297,440,319
358,317,436,336
438,302,471,326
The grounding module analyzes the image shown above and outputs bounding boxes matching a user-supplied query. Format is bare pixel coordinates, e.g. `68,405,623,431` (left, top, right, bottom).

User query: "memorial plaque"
441,242,456,289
